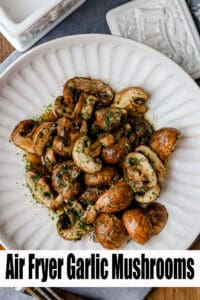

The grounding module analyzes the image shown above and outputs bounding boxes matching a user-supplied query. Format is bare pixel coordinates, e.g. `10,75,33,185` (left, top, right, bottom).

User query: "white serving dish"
0,0,86,51
0,34,200,250
107,0,200,79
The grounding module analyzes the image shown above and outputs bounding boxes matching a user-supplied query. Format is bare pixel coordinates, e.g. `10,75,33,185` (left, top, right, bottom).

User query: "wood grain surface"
0,33,200,300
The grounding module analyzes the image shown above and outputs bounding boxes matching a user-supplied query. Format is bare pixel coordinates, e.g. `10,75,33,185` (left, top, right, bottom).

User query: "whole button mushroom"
122,208,152,244
147,203,168,236
95,180,133,213
94,213,128,249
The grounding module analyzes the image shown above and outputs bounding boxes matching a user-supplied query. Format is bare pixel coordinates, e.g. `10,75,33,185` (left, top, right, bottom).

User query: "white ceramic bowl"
0,0,86,51
0,34,200,250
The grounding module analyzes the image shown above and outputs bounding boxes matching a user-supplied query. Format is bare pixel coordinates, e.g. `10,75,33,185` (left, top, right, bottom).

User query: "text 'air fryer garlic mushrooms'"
10,76,180,249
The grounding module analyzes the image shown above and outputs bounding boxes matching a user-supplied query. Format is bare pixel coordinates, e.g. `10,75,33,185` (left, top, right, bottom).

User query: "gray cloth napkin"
0,0,199,299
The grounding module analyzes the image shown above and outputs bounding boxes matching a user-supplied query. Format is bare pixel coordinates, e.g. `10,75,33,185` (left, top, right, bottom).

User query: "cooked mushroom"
10,120,36,153
57,117,71,138
102,137,131,165
95,107,127,131
81,205,97,224
62,180,82,201
50,194,65,211
112,87,149,115
123,152,157,193
53,136,72,157
81,95,97,120
44,147,57,171
57,203,93,240
95,180,133,213
147,203,168,235
32,122,56,156
25,170,54,208
52,161,80,193
72,136,102,173
65,77,114,107
53,96,73,118
135,184,161,204
149,127,180,163
94,213,128,249
122,208,152,244
84,166,119,187
63,86,75,107
135,145,166,183
89,140,102,158
79,187,106,205
98,133,115,147
131,116,153,146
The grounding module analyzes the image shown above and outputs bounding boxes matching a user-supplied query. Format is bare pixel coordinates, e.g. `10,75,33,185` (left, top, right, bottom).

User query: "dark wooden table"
1,33,200,300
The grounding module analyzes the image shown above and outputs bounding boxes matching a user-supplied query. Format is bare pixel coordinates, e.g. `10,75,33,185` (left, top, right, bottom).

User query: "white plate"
0,34,200,250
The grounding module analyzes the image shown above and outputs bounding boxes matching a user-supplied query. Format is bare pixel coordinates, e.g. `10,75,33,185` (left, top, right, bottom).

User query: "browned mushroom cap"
95,107,127,131
52,161,81,193
95,180,133,213
149,127,180,163
84,166,119,187
112,87,149,115
79,187,106,205
25,170,54,208
81,205,98,224
122,208,152,244
53,136,72,157
10,120,36,153
32,122,56,156
147,203,168,236
65,77,114,107
53,96,73,118
102,137,131,165
94,213,128,249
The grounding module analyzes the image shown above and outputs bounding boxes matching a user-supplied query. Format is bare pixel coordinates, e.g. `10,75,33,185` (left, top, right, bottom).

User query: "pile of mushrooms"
10,77,180,249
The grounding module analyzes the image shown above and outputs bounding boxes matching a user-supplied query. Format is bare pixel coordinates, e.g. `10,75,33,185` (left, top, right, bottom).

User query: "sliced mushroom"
135,145,166,184
10,120,36,153
79,187,106,205
57,202,93,240
33,122,56,156
53,136,72,157
112,87,149,115
123,152,157,193
95,180,133,213
84,166,119,187
130,116,153,146
63,87,74,107
122,208,152,244
62,180,82,202
135,184,161,204
72,136,102,173
94,213,128,249
89,140,101,158
44,148,57,171
95,107,127,131
25,170,54,208
52,161,80,193
102,137,131,165
65,77,114,107
147,203,168,235
149,127,180,163
53,96,73,118
50,194,65,211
